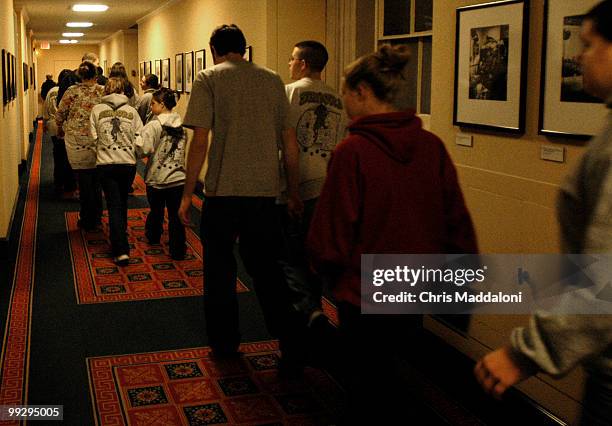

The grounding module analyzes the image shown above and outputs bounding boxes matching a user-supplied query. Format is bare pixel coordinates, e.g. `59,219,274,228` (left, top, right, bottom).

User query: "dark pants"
279,197,322,317
145,185,186,258
51,136,76,192
200,196,302,356
337,302,423,424
76,168,103,229
98,165,136,256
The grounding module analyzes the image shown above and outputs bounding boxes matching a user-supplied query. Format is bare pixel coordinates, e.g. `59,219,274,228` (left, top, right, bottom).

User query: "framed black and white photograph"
12,54,16,100
195,49,205,74
184,51,193,93
161,58,170,89
244,45,253,62
453,0,529,133
23,62,28,91
9,53,15,100
2,49,6,105
539,0,606,138
30,65,33,90
175,53,184,92
139,62,145,80
155,59,161,81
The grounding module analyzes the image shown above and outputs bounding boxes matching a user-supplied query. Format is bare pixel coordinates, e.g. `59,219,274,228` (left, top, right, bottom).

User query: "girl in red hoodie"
307,44,478,424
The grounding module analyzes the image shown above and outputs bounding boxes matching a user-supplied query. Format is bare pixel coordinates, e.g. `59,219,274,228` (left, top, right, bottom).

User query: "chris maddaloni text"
372,291,523,303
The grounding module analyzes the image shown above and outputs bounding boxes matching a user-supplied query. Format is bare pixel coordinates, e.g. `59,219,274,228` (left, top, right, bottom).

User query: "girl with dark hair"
307,44,478,424
55,62,104,230
138,88,187,260
90,77,144,265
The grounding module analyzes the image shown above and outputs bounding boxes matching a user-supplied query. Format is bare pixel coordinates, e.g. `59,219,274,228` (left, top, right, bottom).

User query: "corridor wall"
99,30,139,90
426,1,593,423
0,2,23,240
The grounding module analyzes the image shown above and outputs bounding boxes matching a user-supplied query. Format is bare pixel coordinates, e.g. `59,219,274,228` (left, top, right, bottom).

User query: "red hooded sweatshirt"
307,111,478,307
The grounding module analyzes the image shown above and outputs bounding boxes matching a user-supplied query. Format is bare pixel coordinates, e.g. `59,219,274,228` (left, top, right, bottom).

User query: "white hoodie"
90,93,143,166
138,112,186,189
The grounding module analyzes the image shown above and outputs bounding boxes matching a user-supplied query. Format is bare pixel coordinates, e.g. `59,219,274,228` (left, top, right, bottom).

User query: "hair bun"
378,44,411,72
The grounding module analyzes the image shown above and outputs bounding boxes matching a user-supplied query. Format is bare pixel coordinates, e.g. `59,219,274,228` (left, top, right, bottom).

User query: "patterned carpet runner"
66,208,248,304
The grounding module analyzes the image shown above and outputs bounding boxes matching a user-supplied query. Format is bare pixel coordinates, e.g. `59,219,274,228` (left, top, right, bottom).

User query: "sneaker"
114,254,130,266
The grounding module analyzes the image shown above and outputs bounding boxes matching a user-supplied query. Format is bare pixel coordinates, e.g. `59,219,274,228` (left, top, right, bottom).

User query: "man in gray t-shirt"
179,24,304,375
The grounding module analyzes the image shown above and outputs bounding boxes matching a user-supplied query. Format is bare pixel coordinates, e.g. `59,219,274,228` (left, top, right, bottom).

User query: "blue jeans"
98,165,136,257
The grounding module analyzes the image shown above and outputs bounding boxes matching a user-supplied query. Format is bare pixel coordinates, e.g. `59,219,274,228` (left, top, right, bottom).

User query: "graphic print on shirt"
98,109,135,150
297,91,342,158
155,128,186,171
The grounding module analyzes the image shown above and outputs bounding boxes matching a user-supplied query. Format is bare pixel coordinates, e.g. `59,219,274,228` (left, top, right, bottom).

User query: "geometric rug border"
66,209,248,305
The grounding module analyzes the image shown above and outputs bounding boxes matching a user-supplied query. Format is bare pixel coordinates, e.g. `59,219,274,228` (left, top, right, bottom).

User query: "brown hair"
104,77,126,95
343,44,412,110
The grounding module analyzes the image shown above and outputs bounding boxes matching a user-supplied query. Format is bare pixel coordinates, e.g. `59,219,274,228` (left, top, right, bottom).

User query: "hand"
178,196,192,226
474,346,536,399
287,193,304,219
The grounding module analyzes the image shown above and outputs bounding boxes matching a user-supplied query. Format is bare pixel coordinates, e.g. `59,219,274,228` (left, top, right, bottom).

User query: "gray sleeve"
275,77,292,131
511,313,612,377
183,70,213,130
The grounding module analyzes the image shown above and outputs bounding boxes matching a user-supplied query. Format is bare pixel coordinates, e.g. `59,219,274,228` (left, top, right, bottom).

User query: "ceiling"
14,0,171,45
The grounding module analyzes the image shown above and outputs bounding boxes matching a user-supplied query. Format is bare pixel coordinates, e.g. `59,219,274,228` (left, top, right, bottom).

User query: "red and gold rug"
66,208,248,304
87,341,344,426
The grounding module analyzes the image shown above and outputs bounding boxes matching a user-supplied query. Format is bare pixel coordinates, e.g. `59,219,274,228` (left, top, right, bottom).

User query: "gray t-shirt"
183,59,292,197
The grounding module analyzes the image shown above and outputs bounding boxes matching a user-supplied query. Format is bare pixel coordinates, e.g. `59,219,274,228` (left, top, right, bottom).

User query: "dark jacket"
307,111,478,306
40,79,56,101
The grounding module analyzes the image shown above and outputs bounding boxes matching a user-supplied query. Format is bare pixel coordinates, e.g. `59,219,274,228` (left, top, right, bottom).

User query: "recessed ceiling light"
59,39,79,44
72,4,109,12
62,32,84,37
66,22,93,27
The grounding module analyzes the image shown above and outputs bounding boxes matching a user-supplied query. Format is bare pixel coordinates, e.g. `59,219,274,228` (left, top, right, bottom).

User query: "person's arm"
282,127,303,217
178,127,209,225
89,108,99,142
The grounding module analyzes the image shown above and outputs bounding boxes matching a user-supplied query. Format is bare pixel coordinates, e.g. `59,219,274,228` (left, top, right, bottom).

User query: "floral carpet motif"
87,341,344,425
66,208,248,304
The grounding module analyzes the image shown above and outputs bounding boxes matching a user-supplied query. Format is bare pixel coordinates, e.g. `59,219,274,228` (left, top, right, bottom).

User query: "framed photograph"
161,58,170,89
145,61,151,76
453,0,529,133
23,62,28,91
175,53,184,92
12,54,16,100
9,53,15,100
244,45,253,62
539,0,606,138
155,59,161,81
184,51,193,93
139,62,145,80
2,49,6,105
30,65,33,90
195,49,206,73
32,63,36,89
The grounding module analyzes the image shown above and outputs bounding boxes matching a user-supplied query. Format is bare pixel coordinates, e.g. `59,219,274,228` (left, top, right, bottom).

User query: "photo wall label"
453,0,529,133
539,0,606,138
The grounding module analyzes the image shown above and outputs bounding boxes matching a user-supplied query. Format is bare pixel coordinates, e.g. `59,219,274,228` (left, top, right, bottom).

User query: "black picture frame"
195,49,206,74
184,51,193,93
1,49,6,105
139,62,145,80
175,53,184,93
12,54,16,100
30,65,33,90
244,45,253,62
161,58,170,89
453,0,529,133
155,59,161,81
23,62,28,91
538,0,606,139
